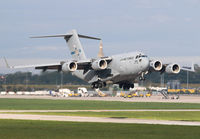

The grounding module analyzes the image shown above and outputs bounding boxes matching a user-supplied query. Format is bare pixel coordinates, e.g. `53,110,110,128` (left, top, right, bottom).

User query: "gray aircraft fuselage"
73,52,149,85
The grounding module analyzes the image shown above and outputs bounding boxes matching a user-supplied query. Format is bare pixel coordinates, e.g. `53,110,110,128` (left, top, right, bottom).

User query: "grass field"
5,111,200,122
1,98,200,110
0,119,200,139
1,98,200,138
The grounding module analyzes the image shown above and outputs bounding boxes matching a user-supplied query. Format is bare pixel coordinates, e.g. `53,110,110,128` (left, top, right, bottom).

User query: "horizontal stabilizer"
30,34,72,39
30,34,101,40
78,34,101,40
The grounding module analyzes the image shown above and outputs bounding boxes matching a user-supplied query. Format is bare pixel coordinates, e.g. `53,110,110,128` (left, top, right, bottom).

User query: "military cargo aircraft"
5,30,194,90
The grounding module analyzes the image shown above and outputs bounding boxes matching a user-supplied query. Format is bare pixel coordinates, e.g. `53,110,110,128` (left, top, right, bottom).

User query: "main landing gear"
119,83,134,90
139,72,146,81
91,82,106,89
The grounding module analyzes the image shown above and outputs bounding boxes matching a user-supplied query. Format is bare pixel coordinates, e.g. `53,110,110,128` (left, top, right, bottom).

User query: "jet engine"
150,60,163,71
165,63,180,74
62,61,77,72
91,59,107,70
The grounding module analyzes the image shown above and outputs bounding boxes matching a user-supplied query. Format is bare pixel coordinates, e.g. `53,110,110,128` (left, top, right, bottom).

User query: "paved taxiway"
1,113,200,126
1,95,200,103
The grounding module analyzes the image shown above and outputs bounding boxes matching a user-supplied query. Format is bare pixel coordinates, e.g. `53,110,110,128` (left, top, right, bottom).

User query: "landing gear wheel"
123,84,130,90
123,85,126,90
119,84,123,88
91,83,95,89
130,84,134,88
94,83,99,89
122,83,131,90
91,81,105,89
103,82,107,87
98,83,103,88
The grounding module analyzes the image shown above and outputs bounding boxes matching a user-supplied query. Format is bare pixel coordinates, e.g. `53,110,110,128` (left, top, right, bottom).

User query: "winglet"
3,57,13,69
181,62,195,72
191,62,195,72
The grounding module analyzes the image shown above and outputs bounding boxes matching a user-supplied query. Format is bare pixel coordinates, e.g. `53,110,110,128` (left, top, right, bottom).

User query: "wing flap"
5,61,62,72
35,65,62,71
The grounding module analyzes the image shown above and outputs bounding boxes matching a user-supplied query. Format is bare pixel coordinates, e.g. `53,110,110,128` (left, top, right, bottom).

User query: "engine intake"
150,60,163,71
165,64,180,74
62,62,77,72
91,59,107,70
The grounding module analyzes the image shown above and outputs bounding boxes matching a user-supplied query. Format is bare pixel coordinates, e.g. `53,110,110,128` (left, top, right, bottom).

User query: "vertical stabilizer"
65,30,87,60
30,29,101,61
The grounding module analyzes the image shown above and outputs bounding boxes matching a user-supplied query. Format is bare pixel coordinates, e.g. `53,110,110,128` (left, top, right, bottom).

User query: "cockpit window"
136,54,147,59
141,55,147,57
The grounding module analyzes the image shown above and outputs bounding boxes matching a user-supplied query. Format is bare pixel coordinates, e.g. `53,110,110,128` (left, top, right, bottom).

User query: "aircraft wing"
34,63,62,71
6,61,88,71
4,57,113,71
149,57,195,74
162,63,195,72
4,57,63,71
6,62,62,71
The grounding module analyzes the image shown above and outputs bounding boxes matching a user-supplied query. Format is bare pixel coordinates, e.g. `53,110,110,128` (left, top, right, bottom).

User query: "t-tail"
31,29,101,60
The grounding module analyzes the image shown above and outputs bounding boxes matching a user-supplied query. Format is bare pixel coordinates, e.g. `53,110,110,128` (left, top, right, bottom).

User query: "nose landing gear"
139,76,145,81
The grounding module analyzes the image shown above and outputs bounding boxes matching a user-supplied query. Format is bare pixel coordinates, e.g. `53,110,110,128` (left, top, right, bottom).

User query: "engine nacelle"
150,60,163,71
62,62,77,72
165,63,180,74
91,59,107,70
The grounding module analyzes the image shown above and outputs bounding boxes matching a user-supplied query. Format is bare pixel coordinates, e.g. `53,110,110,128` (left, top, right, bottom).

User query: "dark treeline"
0,64,200,85
145,70,200,84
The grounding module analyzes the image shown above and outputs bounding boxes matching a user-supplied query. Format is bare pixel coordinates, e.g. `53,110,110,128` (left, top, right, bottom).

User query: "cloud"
1,0,200,61
134,0,172,9
150,15,173,23
184,0,200,5
184,17,192,22
22,45,67,51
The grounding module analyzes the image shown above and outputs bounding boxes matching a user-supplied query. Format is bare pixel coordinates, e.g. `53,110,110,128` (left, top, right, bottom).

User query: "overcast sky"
0,0,200,73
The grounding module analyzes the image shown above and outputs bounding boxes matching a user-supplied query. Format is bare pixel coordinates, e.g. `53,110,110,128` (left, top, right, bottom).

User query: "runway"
0,113,200,126
1,95,200,103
